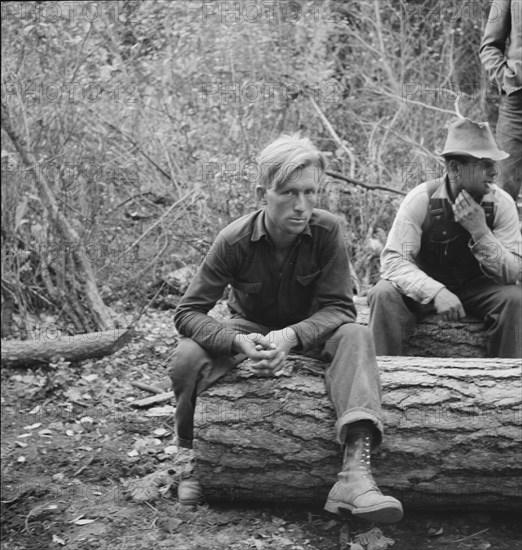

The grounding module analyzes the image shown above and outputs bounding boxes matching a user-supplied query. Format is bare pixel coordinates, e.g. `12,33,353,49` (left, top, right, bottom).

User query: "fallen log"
1,328,134,368
194,355,521,510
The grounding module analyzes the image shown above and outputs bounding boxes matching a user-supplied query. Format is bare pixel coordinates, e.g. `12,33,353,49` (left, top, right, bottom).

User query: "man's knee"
498,284,522,318
333,323,373,345
169,338,209,387
368,279,402,307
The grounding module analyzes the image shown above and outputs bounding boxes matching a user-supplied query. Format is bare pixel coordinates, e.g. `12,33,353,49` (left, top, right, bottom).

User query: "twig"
325,170,406,196
130,391,174,408
143,500,160,514
308,97,356,178
119,190,195,260
90,110,173,181
131,381,165,395
376,89,457,115
73,457,94,477
453,528,490,543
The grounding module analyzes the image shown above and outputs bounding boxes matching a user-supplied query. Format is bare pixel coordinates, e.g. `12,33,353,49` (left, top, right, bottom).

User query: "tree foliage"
1,0,491,336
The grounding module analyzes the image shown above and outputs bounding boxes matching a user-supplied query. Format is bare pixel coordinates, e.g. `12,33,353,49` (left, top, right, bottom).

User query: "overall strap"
422,179,496,231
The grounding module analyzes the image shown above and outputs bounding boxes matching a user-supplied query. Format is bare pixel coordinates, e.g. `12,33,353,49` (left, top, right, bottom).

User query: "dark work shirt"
174,208,356,355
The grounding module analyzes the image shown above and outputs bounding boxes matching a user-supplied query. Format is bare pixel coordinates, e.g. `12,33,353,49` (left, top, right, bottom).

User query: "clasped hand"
233,328,299,377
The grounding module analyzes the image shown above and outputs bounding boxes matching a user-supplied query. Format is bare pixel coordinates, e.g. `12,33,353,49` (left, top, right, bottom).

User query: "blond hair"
256,133,325,190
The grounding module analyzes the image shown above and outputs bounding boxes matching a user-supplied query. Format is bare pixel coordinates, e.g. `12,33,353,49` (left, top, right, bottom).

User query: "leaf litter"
2,308,520,550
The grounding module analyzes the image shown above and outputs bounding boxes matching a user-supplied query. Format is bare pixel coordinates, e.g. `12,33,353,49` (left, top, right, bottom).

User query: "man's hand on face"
247,328,299,377
433,288,466,321
452,189,488,241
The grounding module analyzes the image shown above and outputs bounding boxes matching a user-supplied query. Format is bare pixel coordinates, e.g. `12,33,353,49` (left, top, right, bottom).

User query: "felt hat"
439,118,509,161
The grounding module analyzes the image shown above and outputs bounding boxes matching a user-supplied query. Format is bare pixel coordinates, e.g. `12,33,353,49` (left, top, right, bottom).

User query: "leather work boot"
168,446,204,507
324,428,403,523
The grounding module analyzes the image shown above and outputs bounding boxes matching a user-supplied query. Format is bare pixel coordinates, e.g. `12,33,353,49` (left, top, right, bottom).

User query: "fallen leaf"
355,527,395,550
428,526,444,537
81,374,98,382
158,517,183,533
52,534,66,545
17,433,32,438
24,423,42,430
154,428,168,437
17,456,26,463
38,429,53,437
74,518,97,525
15,441,28,448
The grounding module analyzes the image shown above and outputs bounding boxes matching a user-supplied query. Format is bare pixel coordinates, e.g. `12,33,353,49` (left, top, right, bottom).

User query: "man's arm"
457,190,522,284
479,0,511,92
174,234,240,355
288,220,357,351
380,188,446,304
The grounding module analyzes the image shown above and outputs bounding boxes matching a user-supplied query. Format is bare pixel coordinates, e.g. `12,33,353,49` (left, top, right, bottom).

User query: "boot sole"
178,497,205,507
324,500,403,524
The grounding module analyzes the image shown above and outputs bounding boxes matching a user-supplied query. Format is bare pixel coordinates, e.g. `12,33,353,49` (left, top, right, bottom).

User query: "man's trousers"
497,90,522,202
368,277,521,358
169,319,383,449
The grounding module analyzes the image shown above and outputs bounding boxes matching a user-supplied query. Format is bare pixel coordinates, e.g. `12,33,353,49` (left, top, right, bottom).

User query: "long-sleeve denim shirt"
480,0,522,95
380,178,522,304
174,208,356,355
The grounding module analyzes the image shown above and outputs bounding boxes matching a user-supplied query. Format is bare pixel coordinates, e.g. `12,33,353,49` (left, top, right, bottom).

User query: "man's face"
456,158,497,201
256,164,321,245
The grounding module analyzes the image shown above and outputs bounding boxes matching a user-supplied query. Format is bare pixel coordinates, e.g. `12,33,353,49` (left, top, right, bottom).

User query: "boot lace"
359,434,379,491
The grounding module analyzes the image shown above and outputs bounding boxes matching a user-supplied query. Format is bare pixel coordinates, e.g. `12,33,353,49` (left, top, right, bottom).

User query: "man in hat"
480,0,521,201
368,118,521,358
168,134,403,523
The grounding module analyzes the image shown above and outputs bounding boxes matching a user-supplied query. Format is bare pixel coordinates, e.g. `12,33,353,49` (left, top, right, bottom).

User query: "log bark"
194,355,521,510
1,328,134,367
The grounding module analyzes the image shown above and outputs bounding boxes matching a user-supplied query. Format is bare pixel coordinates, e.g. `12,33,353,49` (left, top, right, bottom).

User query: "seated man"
168,134,403,523
369,118,521,358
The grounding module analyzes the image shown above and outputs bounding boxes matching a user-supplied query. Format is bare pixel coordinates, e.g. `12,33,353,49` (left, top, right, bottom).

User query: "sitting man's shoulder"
402,177,443,208
218,210,261,246
489,184,518,210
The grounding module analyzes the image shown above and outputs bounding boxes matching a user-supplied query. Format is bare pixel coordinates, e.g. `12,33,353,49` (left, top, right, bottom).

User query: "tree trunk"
1,328,134,367
194,355,521,510
1,102,116,331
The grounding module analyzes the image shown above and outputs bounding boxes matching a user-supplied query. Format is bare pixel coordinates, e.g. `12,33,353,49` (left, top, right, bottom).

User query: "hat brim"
437,148,510,161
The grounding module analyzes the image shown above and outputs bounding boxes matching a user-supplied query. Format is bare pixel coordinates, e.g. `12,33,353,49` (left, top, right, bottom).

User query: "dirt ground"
1,309,521,550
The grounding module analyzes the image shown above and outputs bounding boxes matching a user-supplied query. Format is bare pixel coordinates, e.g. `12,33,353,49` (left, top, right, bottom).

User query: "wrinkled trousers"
169,319,383,449
496,90,522,201
368,277,521,358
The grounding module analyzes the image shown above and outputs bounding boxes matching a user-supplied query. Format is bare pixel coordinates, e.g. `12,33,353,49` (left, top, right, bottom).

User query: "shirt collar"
251,209,313,243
